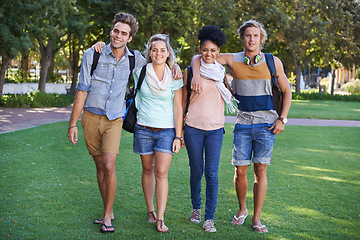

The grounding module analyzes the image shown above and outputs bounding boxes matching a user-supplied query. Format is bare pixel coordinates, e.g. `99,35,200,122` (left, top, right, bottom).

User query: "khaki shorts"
81,110,123,156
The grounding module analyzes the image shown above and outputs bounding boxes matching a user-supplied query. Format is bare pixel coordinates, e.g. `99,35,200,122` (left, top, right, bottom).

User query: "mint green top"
134,66,183,128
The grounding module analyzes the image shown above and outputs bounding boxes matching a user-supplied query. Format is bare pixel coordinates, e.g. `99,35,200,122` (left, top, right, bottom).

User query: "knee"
143,167,154,176
155,169,168,181
102,161,115,173
205,171,218,182
235,167,247,178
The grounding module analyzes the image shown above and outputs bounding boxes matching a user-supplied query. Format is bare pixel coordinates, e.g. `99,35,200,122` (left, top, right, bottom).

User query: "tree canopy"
1,0,359,94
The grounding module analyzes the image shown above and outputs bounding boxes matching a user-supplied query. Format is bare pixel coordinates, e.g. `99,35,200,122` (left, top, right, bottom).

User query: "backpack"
90,49,145,133
264,53,283,116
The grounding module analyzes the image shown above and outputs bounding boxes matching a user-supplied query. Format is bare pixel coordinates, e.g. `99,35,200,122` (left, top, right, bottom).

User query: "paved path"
0,107,359,134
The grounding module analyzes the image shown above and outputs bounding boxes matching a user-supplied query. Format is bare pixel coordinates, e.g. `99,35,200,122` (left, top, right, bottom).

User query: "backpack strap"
128,49,135,82
264,53,278,87
90,51,101,76
264,53,283,115
90,49,135,78
184,66,193,117
135,65,147,95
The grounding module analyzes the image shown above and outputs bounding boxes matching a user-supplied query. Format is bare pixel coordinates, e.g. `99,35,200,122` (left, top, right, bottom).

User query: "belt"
138,124,164,132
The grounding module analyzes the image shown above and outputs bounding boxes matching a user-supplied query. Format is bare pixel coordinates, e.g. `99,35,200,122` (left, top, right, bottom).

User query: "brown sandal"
156,220,169,232
147,211,157,223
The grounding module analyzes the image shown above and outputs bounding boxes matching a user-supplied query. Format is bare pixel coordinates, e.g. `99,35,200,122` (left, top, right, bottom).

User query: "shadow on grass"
0,123,359,239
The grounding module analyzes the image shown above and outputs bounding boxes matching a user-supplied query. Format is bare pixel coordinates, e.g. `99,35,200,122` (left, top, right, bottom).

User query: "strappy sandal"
156,220,169,232
148,211,157,223
231,211,248,225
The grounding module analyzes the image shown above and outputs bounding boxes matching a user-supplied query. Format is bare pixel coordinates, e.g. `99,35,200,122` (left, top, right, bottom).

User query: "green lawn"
1,122,359,239
226,100,360,121
288,100,360,120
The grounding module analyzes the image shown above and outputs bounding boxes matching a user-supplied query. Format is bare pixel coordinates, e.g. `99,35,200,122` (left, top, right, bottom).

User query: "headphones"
244,54,261,65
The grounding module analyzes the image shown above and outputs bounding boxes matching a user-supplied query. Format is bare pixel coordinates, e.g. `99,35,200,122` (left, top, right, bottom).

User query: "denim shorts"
133,124,175,156
231,126,275,166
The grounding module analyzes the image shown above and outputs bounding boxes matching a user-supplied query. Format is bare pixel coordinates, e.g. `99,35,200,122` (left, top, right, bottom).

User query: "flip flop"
253,224,268,233
93,217,114,224
100,223,115,233
231,211,249,225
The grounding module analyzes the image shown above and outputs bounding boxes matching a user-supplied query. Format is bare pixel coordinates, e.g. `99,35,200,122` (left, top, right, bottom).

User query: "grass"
288,100,360,120
226,100,360,121
1,122,359,239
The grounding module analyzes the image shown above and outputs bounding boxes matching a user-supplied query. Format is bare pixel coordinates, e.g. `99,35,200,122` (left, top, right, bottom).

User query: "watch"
278,117,288,124
175,136,183,141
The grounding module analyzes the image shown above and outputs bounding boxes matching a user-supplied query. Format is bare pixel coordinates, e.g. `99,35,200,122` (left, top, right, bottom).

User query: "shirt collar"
104,43,133,58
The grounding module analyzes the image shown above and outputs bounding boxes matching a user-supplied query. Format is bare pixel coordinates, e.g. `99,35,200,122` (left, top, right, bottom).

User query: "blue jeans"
184,125,224,220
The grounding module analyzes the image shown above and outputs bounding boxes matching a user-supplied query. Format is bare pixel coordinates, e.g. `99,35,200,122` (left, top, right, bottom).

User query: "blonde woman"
133,34,183,232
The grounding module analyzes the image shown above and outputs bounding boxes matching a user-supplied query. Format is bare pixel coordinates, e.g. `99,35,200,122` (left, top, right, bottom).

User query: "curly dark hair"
197,25,227,48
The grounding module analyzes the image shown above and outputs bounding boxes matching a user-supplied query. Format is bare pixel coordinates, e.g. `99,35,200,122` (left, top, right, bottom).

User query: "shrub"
319,77,330,92
341,79,360,94
292,91,360,101
0,91,75,108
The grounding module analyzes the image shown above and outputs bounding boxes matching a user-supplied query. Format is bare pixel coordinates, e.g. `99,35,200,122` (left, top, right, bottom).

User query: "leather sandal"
148,211,157,223
156,220,169,232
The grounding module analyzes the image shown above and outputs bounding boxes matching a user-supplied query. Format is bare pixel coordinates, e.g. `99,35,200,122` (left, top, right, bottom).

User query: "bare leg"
140,154,157,222
233,166,249,224
92,154,114,220
100,152,117,230
154,151,172,232
252,163,268,232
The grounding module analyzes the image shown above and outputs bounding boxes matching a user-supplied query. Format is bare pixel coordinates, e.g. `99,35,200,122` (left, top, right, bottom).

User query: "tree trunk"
20,51,30,81
21,51,29,72
38,40,60,91
70,40,80,95
0,54,10,97
331,69,336,95
294,61,302,93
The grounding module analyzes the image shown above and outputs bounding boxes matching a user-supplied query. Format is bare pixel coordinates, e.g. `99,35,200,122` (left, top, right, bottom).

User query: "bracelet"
68,126,77,129
174,136,183,141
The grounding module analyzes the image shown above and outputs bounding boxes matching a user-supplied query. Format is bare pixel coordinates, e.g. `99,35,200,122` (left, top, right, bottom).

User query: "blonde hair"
144,34,176,68
238,20,268,48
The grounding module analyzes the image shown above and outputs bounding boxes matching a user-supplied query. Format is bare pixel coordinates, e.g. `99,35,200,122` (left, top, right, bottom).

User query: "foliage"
319,77,330,92
1,122,359,239
356,68,360,79
0,92,75,108
341,79,360,94
292,91,360,101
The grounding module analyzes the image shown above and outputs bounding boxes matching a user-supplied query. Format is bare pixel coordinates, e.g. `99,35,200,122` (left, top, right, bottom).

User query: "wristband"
68,126,77,129
175,136,183,141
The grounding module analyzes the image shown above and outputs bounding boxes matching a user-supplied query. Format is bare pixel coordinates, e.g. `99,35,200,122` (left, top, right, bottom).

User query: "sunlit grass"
289,100,360,120
0,122,359,239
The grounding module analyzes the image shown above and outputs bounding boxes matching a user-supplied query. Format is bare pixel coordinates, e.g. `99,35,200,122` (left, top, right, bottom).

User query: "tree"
27,0,80,92
231,0,360,93
0,0,31,96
